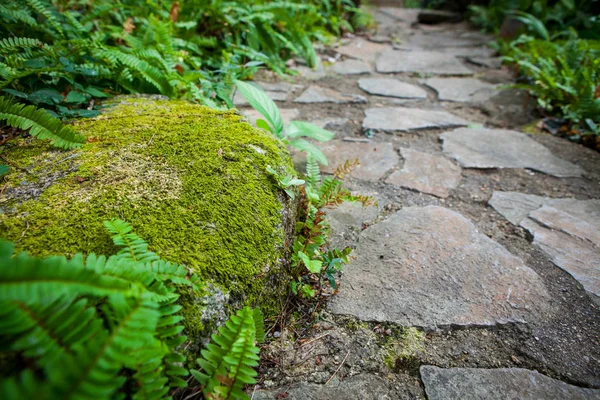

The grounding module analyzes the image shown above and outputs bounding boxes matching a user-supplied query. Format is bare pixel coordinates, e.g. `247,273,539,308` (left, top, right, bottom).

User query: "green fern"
0,96,85,149
191,306,264,400
0,37,42,54
104,218,161,263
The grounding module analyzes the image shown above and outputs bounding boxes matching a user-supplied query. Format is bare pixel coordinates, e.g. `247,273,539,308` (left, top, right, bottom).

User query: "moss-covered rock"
0,96,298,350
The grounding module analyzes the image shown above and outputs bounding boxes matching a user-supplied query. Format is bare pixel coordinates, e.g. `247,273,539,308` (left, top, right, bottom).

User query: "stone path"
238,5,600,399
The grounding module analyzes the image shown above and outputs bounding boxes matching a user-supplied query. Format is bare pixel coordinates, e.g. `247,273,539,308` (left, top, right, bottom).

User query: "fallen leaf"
170,1,180,22
123,17,135,34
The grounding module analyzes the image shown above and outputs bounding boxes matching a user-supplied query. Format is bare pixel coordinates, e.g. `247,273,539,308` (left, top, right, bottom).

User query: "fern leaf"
48,293,160,399
192,306,262,399
0,37,43,54
24,0,64,37
305,155,321,189
104,218,160,263
0,96,85,149
0,296,103,367
0,242,135,304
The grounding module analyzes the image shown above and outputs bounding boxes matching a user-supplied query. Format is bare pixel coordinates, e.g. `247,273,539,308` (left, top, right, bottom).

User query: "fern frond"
0,5,37,27
0,37,43,54
0,296,102,367
0,242,134,304
104,218,160,263
24,0,64,37
192,306,263,399
48,293,161,399
305,155,321,189
0,96,85,149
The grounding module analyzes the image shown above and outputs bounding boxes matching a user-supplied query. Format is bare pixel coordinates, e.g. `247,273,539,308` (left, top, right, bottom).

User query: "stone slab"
421,366,600,400
441,128,585,177
379,7,420,24
253,374,393,400
522,218,600,297
319,140,398,181
424,77,497,102
363,107,469,132
376,50,473,75
489,191,600,297
358,78,428,99
403,32,487,51
233,90,287,106
294,86,367,104
329,206,550,329
327,201,379,248
332,59,372,75
336,38,389,63
386,148,462,198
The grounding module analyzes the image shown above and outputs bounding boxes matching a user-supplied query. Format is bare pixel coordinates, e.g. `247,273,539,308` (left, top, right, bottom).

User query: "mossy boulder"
0,96,298,350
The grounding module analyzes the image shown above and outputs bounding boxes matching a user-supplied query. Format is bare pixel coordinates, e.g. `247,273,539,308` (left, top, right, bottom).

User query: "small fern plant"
191,307,265,400
0,96,85,149
0,219,264,399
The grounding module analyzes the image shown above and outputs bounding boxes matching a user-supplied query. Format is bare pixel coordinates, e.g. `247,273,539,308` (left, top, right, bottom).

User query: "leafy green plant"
291,157,374,298
191,307,264,400
0,96,85,149
235,79,335,165
0,219,264,399
505,35,600,146
266,165,305,200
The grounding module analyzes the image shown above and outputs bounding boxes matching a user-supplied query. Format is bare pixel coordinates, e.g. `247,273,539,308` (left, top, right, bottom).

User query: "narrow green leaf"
286,121,335,142
234,80,283,136
290,139,328,166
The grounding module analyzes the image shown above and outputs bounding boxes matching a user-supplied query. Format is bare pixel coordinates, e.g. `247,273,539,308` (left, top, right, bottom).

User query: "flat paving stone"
522,217,600,297
386,148,462,198
332,59,372,75
441,128,585,177
358,78,428,99
363,107,469,132
336,38,389,63
379,7,420,24
327,201,379,248
319,140,398,181
376,50,473,75
253,374,393,400
421,366,600,400
329,206,550,329
489,191,600,297
294,86,367,104
403,32,488,50
424,77,497,102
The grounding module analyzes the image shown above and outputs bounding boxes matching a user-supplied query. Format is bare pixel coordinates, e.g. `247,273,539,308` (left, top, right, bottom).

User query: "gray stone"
421,366,600,400
233,82,302,106
488,191,600,297
489,191,546,225
329,206,550,329
418,10,462,24
294,60,326,80
363,107,469,132
530,205,600,247
441,128,585,177
424,77,497,102
386,148,462,198
379,7,420,24
242,108,299,128
336,38,388,63
376,50,473,75
332,59,372,75
295,86,367,104
467,56,503,69
309,117,350,132
358,78,428,99
401,32,489,51
319,141,398,181
521,218,600,297
252,374,393,400
327,201,379,248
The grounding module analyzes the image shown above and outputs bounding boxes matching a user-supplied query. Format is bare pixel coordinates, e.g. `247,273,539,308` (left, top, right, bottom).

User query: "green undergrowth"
0,97,295,318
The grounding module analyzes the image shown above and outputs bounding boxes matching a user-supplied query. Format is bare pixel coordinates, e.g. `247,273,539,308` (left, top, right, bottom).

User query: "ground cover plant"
0,220,264,399
468,0,600,148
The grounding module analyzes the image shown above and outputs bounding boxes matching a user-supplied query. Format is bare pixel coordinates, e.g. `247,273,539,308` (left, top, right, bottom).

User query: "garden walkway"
240,6,600,399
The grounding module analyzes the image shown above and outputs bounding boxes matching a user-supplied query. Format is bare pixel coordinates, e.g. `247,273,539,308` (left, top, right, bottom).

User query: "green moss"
380,327,425,371
0,97,295,320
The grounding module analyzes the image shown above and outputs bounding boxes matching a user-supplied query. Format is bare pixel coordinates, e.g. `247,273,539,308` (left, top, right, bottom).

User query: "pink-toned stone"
319,140,398,181
386,148,462,198
336,38,389,63
329,206,550,329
